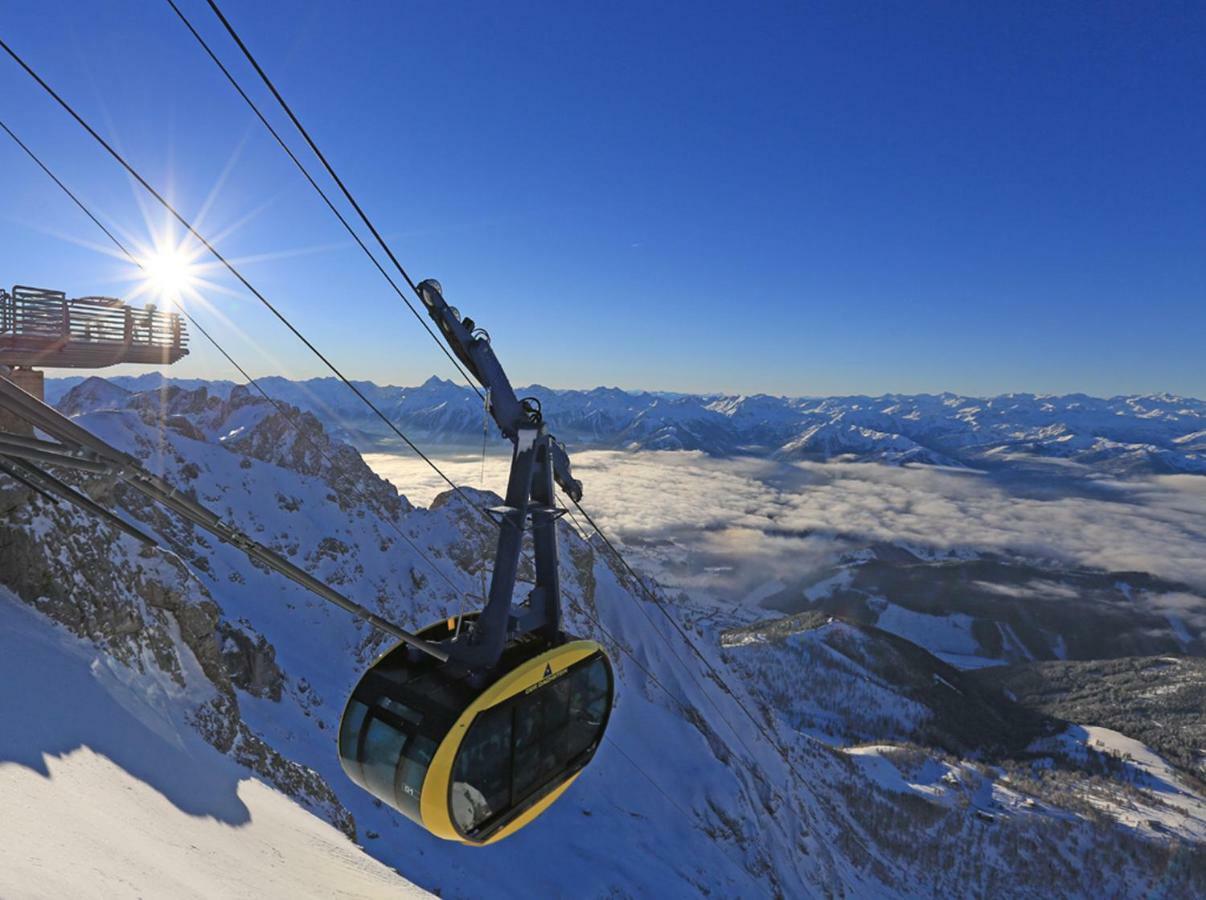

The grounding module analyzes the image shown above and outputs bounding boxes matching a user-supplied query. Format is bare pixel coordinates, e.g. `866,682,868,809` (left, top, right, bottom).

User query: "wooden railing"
0,285,188,352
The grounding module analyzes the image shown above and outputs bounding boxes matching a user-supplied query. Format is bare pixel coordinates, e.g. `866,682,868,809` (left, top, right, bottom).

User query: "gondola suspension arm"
415,281,583,670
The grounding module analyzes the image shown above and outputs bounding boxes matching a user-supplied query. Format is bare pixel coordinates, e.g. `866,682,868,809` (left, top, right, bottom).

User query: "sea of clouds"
363,449,1206,611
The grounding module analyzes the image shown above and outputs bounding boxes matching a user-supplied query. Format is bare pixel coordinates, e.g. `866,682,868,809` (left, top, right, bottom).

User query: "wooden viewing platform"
0,285,188,368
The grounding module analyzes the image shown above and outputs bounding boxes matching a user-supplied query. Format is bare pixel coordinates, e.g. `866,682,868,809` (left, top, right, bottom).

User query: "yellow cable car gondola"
338,280,614,844
339,615,613,845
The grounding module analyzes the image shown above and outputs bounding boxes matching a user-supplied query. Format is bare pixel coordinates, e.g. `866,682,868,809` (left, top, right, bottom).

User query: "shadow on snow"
0,594,251,826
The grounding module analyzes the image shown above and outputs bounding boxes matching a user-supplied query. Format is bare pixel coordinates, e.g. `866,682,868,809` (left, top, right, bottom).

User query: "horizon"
4,2,1205,397
44,369,1206,405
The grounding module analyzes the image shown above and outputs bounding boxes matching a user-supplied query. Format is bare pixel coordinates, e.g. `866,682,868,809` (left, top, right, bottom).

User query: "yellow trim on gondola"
420,640,601,845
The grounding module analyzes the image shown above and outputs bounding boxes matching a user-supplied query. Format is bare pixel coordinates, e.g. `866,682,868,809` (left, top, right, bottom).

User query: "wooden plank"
0,336,188,368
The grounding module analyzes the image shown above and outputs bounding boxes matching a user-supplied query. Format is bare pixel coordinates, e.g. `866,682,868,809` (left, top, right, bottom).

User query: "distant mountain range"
47,373,1206,475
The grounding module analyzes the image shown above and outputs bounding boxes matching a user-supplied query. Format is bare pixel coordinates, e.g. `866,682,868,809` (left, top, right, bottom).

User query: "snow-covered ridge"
48,374,1206,474
721,611,1206,881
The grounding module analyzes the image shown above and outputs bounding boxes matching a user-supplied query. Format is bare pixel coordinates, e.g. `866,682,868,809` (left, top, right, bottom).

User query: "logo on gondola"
526,660,566,694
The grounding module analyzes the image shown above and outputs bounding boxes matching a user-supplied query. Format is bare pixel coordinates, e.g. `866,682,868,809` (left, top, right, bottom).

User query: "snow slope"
0,591,427,900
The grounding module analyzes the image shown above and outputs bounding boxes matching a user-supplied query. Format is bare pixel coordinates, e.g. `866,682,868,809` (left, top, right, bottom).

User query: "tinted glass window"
514,677,571,797
583,657,608,700
449,652,612,838
513,657,610,802
451,703,512,833
566,657,609,759
585,692,607,723
397,735,436,803
338,699,369,781
380,695,422,725
361,715,407,800
340,689,441,819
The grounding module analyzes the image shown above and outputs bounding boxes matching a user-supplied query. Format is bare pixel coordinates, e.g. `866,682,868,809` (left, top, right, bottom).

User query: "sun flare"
140,245,199,301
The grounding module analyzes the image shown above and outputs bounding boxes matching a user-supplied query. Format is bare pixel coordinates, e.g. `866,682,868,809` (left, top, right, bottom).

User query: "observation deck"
0,285,188,369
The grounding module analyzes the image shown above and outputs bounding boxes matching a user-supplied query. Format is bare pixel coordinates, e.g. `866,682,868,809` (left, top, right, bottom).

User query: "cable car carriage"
339,615,612,844
338,280,614,845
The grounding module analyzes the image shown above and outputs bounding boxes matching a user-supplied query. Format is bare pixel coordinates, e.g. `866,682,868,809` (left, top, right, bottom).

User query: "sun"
141,244,200,301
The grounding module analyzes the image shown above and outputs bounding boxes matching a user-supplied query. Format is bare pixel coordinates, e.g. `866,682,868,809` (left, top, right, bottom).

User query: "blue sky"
1,1,1203,397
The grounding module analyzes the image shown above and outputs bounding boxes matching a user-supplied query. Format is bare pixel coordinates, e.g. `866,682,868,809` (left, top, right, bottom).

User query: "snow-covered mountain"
48,374,1206,475
720,613,1206,892
3,377,1203,896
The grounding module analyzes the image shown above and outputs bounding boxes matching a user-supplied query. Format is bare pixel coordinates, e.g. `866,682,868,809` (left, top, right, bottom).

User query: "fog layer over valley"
364,448,1206,622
